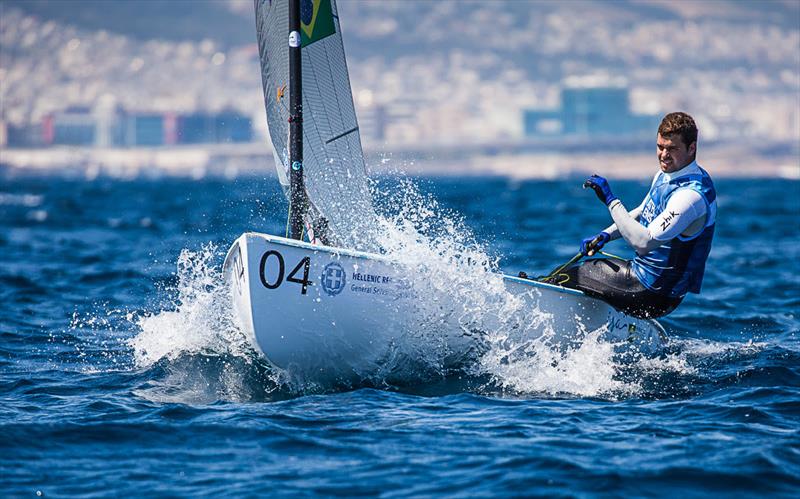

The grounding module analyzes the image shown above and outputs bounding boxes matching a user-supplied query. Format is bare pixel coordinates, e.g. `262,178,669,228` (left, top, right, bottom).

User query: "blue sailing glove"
581,231,610,256
583,175,618,206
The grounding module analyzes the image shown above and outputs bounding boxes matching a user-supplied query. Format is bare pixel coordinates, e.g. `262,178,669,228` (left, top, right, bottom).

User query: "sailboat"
223,0,666,381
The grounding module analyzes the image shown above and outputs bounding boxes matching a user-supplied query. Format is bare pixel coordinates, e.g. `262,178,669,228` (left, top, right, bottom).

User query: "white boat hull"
223,232,666,380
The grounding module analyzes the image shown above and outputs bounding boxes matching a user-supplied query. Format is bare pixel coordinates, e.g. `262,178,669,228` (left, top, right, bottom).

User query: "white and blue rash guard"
603,161,717,297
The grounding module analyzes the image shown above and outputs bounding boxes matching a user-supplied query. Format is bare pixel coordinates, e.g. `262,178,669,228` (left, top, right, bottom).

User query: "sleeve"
648,188,707,241
607,200,654,255
607,188,707,255
603,198,646,240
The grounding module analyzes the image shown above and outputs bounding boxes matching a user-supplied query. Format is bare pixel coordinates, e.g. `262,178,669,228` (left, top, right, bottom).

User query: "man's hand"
580,231,610,256
583,175,618,206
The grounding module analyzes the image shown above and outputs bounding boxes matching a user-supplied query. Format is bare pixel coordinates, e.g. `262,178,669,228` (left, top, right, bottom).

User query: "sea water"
1,173,798,497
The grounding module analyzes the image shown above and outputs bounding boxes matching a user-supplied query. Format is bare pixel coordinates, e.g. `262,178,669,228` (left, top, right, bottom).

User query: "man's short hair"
658,112,698,147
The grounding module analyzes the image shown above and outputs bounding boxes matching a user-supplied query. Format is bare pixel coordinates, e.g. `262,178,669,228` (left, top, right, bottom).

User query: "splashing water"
479,325,636,398
371,180,511,373
127,244,302,402
130,244,251,368
370,179,640,398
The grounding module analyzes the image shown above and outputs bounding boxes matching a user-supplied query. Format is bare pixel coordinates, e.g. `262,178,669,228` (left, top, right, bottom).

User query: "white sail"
254,0,380,251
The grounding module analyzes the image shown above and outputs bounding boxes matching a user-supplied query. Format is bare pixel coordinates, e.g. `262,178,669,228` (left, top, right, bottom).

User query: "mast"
288,0,306,240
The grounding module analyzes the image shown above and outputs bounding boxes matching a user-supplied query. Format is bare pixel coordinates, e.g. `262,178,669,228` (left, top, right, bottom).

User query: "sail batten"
254,0,380,251
326,127,359,144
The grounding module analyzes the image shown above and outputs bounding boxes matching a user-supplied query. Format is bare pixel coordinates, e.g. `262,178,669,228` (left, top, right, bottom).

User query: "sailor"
563,112,716,319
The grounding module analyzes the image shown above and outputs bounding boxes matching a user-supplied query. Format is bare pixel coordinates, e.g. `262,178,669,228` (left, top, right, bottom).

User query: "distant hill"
4,0,254,47
337,0,799,58
7,0,798,52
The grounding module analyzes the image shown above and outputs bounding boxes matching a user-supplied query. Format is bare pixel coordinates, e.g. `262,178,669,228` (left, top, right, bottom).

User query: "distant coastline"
1,139,798,180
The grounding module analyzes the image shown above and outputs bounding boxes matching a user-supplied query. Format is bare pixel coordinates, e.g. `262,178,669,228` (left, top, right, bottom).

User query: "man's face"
656,133,696,173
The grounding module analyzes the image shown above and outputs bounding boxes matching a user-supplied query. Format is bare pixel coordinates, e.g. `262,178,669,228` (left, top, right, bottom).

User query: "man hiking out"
562,111,717,319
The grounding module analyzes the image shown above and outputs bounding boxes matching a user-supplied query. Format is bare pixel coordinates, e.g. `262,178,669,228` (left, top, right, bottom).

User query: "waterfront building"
524,85,659,138
177,111,253,144
214,110,252,143
123,113,165,146
49,107,96,146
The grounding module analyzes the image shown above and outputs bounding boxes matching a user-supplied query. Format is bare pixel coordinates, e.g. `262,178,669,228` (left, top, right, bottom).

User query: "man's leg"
562,259,682,318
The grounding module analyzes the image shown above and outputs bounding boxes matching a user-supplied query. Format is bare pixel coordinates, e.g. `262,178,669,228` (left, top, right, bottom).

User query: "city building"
358,104,388,146
214,110,252,143
177,111,252,144
48,107,96,146
3,107,254,148
177,113,216,144
524,85,659,138
6,123,46,147
123,113,165,146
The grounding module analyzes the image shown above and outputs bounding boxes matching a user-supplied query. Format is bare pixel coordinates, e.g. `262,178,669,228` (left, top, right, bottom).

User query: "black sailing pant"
560,258,683,319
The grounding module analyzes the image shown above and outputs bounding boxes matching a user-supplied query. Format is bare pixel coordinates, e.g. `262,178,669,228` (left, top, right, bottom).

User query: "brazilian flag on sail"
300,0,335,46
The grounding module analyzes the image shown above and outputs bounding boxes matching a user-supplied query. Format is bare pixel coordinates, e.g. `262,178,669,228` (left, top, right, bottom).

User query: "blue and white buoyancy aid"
632,164,716,297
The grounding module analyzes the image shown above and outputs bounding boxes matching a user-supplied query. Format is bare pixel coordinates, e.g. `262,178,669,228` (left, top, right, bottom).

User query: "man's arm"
602,200,646,240
608,189,707,256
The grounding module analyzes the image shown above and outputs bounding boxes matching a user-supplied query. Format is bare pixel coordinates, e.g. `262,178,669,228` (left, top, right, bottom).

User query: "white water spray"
370,179,637,397
130,244,250,368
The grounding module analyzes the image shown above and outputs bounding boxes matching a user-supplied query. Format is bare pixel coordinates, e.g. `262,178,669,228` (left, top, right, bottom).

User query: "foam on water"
479,325,636,397
0,192,44,206
130,244,251,367
127,244,302,402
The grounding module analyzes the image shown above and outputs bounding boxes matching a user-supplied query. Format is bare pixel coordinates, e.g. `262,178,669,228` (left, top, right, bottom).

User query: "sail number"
259,250,312,295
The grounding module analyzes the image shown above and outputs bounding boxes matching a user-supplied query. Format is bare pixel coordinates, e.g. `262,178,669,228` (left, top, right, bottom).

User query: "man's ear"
688,141,697,157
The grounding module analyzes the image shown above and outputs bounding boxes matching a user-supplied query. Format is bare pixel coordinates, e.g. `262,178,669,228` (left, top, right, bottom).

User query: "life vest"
632,165,716,297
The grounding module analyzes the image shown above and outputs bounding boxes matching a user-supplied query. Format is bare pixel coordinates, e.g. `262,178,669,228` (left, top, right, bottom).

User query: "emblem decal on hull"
321,262,346,296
